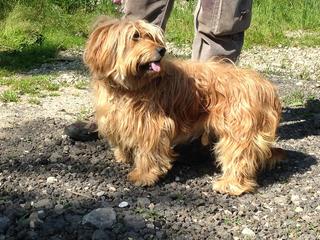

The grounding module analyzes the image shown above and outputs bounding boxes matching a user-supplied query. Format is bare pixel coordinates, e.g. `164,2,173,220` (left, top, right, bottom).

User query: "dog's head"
84,17,166,90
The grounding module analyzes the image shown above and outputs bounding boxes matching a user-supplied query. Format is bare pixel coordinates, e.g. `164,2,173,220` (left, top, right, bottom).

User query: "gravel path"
0,46,320,240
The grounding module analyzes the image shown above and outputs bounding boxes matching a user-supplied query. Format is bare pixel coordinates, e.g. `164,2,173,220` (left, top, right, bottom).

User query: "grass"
245,0,320,48
28,97,41,105
0,90,19,102
283,91,305,107
166,1,194,46
0,74,60,102
74,80,89,90
0,0,319,91
76,106,92,121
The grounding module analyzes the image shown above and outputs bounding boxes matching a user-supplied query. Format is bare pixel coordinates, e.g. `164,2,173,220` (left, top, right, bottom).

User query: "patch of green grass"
0,1,118,74
245,0,320,48
28,97,41,105
166,1,194,46
48,92,60,97
283,91,305,107
76,106,92,120
135,207,163,221
74,80,89,89
0,90,19,102
0,74,60,102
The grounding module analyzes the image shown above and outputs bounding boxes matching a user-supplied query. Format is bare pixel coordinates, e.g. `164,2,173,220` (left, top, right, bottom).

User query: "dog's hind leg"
212,132,275,195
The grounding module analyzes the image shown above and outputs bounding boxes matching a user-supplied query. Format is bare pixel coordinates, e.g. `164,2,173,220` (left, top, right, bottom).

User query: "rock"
123,214,146,231
92,229,114,240
274,196,287,205
29,212,43,229
54,204,64,215
0,216,10,234
41,216,67,235
82,208,116,229
34,199,54,209
156,230,167,239
118,201,129,208
291,195,300,205
46,176,57,184
295,207,303,213
96,191,105,197
137,197,151,208
49,152,62,162
241,227,256,238
37,210,46,219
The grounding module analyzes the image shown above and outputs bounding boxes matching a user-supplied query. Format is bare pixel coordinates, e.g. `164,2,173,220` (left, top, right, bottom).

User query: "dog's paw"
127,169,158,187
113,148,130,163
213,177,257,196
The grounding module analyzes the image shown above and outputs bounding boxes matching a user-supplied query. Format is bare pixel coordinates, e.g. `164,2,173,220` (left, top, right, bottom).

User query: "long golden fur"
84,18,284,195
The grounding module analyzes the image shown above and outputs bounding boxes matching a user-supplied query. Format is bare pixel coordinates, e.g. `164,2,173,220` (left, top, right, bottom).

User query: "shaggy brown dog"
84,18,284,195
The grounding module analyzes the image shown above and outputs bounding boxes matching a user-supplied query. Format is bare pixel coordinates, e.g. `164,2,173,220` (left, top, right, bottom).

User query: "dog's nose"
157,47,166,57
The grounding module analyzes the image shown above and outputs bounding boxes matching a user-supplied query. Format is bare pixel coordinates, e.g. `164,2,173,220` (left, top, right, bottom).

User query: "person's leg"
123,0,174,30
192,0,252,62
65,0,175,141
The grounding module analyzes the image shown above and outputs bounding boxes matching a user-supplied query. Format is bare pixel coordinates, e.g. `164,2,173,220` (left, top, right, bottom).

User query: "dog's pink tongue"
151,62,161,72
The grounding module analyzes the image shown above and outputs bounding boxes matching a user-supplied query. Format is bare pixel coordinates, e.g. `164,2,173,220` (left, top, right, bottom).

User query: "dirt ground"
0,47,320,239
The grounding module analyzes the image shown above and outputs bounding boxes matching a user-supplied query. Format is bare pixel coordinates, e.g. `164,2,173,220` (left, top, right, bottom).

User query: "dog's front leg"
113,146,133,164
127,142,175,186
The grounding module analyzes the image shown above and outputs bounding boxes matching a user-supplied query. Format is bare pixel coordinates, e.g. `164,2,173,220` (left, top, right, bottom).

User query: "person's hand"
112,0,122,5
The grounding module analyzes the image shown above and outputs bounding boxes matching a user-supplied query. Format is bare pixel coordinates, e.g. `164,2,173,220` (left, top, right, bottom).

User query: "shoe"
64,120,99,142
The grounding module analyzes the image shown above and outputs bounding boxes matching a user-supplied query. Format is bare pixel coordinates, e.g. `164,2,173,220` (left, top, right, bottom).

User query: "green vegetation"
0,74,60,102
0,0,319,76
283,91,305,107
245,0,320,48
28,97,41,105
74,80,89,90
0,90,19,102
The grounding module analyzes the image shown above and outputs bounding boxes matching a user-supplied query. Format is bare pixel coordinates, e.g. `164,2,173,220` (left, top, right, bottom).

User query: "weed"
135,207,163,221
28,97,41,105
74,80,89,89
283,91,305,107
0,90,19,102
76,106,92,120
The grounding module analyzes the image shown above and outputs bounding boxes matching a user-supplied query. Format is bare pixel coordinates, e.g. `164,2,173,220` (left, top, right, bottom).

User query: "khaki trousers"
123,0,252,62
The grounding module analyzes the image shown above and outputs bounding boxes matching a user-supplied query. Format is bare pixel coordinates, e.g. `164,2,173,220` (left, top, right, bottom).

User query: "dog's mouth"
139,60,161,73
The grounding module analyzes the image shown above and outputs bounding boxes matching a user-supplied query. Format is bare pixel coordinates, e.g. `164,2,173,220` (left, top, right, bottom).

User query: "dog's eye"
132,32,141,41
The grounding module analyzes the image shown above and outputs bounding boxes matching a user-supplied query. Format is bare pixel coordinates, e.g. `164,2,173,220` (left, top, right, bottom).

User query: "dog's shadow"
161,138,317,190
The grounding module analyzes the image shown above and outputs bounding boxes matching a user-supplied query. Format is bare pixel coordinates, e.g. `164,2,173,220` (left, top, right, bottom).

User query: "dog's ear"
84,17,119,77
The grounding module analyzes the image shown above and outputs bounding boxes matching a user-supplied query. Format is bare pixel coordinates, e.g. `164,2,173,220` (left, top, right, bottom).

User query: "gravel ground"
0,46,320,240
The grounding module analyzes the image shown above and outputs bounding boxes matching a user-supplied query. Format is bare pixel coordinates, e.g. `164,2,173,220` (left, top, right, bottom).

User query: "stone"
291,195,300,205
46,176,57,184
92,229,114,240
82,208,116,229
34,199,54,209
137,197,151,208
0,216,10,234
274,196,287,205
241,227,255,238
118,201,129,208
123,214,146,231
49,152,62,162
